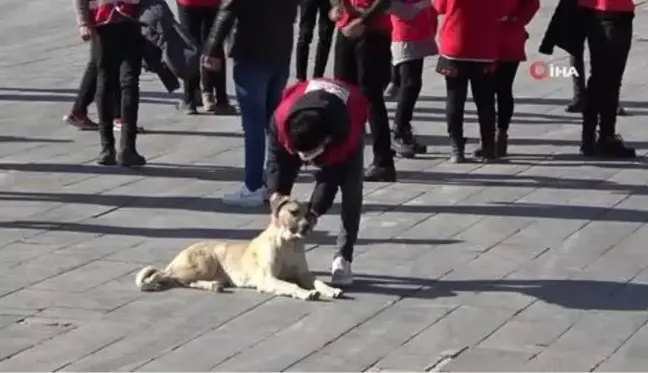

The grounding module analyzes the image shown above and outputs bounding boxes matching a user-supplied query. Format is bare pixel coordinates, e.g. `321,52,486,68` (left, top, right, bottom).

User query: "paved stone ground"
3,1,648,371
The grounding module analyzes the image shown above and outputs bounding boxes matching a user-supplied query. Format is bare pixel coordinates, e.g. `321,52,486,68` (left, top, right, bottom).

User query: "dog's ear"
270,196,291,217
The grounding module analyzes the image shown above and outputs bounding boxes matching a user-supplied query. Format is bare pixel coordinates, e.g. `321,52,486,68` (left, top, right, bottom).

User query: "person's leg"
444,74,469,163
392,58,424,158
222,61,271,206
199,8,234,113
296,0,319,81
566,50,586,112
117,23,145,166
595,11,634,157
313,0,334,78
581,10,603,155
494,61,519,157
356,31,396,181
65,55,100,130
176,4,201,114
332,137,364,286
384,64,400,98
333,32,358,84
469,66,497,161
93,24,121,165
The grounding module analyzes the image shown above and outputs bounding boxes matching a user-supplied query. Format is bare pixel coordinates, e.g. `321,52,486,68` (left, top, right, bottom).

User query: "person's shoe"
202,92,216,112
97,146,117,165
449,137,467,163
177,101,198,115
117,149,146,167
495,130,508,158
364,164,396,182
595,134,636,158
63,113,99,131
391,129,416,158
565,99,583,113
331,256,353,286
580,131,597,157
212,102,238,116
617,105,628,116
221,185,266,207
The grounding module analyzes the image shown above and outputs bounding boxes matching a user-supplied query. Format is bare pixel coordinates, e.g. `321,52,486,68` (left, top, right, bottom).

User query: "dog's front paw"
327,287,343,298
298,290,321,301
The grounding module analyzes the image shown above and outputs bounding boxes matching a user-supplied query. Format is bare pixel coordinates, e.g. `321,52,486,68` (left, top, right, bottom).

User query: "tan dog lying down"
135,198,343,300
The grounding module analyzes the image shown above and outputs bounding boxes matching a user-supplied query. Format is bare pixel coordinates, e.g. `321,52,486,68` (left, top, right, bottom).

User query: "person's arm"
359,0,392,25
74,0,90,26
309,165,343,216
266,117,303,199
204,0,243,58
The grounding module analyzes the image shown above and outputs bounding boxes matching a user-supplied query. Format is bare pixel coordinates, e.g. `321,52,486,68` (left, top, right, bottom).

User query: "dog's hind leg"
188,280,225,292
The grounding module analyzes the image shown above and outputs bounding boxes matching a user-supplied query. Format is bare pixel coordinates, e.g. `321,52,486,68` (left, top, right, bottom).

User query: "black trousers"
92,23,143,148
71,52,120,116
393,59,423,133
176,5,227,104
335,138,364,262
569,52,586,100
494,61,519,132
389,64,400,87
440,59,496,143
296,0,334,80
582,9,632,138
334,31,393,167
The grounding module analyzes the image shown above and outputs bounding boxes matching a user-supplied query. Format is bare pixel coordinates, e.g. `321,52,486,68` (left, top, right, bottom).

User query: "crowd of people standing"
70,0,637,203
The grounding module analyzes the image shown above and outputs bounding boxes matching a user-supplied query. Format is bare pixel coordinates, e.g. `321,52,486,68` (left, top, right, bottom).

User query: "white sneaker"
331,256,353,286
221,185,265,207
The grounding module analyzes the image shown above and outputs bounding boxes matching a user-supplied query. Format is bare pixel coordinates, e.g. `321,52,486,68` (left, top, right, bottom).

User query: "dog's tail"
135,265,171,291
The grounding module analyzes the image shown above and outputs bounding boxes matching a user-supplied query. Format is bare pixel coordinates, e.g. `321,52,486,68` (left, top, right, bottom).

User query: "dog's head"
270,197,310,241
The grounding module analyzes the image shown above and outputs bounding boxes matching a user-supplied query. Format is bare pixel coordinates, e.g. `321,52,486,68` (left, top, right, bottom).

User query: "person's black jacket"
266,91,358,216
539,0,587,56
204,0,299,68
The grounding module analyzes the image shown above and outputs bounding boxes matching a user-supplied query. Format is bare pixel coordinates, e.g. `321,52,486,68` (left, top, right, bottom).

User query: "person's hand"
78,25,92,42
341,18,365,38
201,55,222,71
329,6,342,21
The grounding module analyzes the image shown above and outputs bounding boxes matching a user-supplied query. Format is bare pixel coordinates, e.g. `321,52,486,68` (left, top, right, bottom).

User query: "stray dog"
135,197,343,300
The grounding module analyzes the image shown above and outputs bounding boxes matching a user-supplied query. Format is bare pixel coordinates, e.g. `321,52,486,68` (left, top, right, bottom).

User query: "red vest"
336,0,392,33
89,0,140,25
274,79,368,166
579,0,634,11
390,0,437,43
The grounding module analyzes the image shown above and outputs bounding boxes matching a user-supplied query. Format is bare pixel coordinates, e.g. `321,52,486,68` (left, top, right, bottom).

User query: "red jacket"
274,79,368,166
336,0,392,34
390,0,438,43
579,0,634,11
499,0,539,61
434,0,511,61
89,0,139,26
176,0,219,7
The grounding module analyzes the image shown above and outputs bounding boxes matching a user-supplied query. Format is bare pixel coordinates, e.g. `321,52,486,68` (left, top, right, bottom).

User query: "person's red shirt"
578,0,634,12
176,0,220,8
499,0,539,61
434,0,511,61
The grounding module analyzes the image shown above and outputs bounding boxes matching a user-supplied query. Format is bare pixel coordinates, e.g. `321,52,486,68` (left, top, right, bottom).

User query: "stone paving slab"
2,0,648,371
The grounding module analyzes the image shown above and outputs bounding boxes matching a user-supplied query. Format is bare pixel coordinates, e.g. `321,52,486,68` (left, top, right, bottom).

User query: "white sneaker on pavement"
331,256,353,286
221,185,267,207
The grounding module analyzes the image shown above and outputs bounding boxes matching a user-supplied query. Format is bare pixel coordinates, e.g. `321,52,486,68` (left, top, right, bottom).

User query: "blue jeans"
233,61,289,191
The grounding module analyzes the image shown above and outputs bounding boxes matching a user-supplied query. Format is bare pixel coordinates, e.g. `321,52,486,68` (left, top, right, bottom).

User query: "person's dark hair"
287,109,328,152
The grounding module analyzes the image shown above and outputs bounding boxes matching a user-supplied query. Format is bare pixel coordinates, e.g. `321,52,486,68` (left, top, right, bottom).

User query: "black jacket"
204,0,299,68
539,0,586,56
266,91,357,216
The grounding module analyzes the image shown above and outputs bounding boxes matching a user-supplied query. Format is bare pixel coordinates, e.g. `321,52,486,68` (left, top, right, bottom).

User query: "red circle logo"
529,61,549,80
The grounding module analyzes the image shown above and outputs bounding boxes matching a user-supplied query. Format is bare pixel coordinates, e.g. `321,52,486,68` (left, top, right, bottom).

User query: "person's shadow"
313,272,648,311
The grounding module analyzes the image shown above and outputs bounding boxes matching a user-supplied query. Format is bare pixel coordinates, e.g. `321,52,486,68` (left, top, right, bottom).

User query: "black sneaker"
450,137,467,163
118,150,147,167
364,164,396,182
580,131,597,156
596,134,636,158
97,147,117,165
565,100,583,113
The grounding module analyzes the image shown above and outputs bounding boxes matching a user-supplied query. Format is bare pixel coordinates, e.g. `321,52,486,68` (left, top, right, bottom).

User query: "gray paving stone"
2,0,648,370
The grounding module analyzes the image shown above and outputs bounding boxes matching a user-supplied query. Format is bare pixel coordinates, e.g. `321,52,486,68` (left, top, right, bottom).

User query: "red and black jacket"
267,79,368,215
